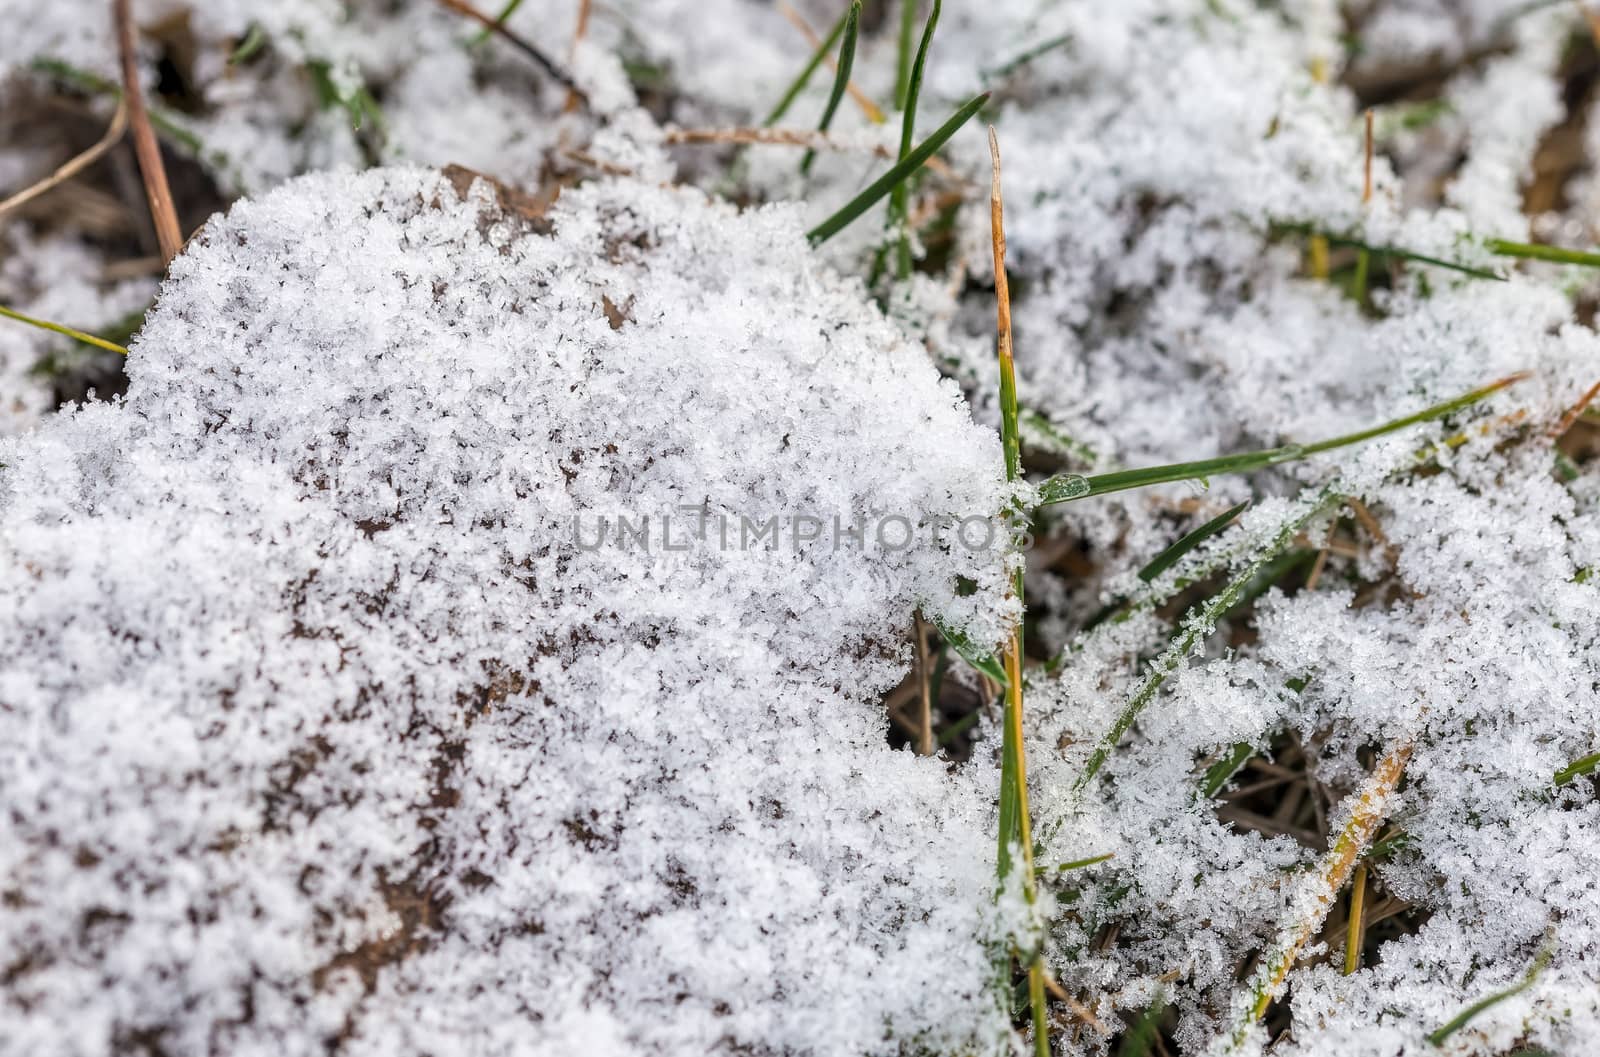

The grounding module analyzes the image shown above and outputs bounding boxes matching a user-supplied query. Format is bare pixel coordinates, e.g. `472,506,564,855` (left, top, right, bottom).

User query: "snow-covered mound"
0,166,1014,1057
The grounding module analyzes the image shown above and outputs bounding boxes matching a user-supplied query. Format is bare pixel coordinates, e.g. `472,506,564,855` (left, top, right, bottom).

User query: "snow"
0,167,1013,1056
2,0,1600,1054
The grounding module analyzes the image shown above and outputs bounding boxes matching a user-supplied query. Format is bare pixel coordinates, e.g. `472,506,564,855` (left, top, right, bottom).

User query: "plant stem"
888,0,941,278
806,92,987,245
989,125,1050,1057
799,2,860,176
1222,730,1416,1051
1037,373,1527,505
113,0,183,264
0,305,129,355
762,5,849,127
1344,863,1367,975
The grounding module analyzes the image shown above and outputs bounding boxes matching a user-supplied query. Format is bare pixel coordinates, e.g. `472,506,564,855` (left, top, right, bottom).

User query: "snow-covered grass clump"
0,166,1015,1057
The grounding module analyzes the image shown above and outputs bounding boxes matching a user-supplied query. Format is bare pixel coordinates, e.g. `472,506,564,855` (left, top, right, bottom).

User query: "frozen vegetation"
1,1,1598,1056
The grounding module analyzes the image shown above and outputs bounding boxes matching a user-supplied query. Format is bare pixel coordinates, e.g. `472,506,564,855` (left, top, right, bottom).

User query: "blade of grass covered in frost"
799,2,860,176
1220,728,1418,1052
0,305,129,355
927,612,1008,685
806,92,988,245
887,0,941,278
988,126,1050,1057
1036,374,1527,505
1554,750,1600,786
1020,408,1098,465
1198,742,1256,799
1116,995,1167,1057
1073,490,1336,792
763,5,850,127
1138,501,1250,583
1428,945,1553,1045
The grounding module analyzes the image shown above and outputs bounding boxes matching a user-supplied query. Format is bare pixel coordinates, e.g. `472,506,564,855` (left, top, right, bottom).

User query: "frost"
0,168,1014,1056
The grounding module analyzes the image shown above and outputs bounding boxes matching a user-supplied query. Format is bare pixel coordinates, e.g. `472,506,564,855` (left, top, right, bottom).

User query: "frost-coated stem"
989,124,1050,1057
1221,731,1415,1051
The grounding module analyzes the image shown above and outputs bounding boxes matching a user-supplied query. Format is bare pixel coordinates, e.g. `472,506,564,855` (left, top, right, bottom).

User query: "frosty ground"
1,2,1598,1056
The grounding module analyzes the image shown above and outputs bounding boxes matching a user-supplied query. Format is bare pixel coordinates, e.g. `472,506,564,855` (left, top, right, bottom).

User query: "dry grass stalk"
436,0,585,99
1344,862,1369,975
0,98,127,220
563,0,592,113
1222,730,1417,1050
113,0,182,264
914,614,935,756
665,126,890,154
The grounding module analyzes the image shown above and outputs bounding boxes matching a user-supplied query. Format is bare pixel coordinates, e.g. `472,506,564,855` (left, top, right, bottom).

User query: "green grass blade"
1020,409,1098,464
1038,375,1524,506
807,91,989,245
799,1,861,176
228,24,267,65
1053,852,1114,873
1073,492,1334,791
928,613,1008,686
1139,501,1250,583
1366,829,1414,862
894,0,917,110
1274,223,1503,281
762,5,850,127
31,58,205,155
983,32,1072,82
470,0,525,45
0,305,129,356
1198,742,1255,799
888,0,942,278
1554,750,1600,786
1487,238,1600,268
1116,995,1167,1057
1428,946,1552,1045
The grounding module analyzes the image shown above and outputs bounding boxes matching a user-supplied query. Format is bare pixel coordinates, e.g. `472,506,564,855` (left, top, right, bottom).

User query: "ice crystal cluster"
0,167,1015,1056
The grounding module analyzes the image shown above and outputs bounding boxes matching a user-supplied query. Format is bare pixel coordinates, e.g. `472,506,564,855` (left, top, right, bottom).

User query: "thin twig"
1305,538,1332,591
113,0,182,264
777,2,884,123
1551,378,1600,438
667,125,963,180
0,98,128,220
914,614,935,756
1041,974,1108,1035
562,0,591,113
665,125,891,154
437,0,585,99
1362,108,1374,204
